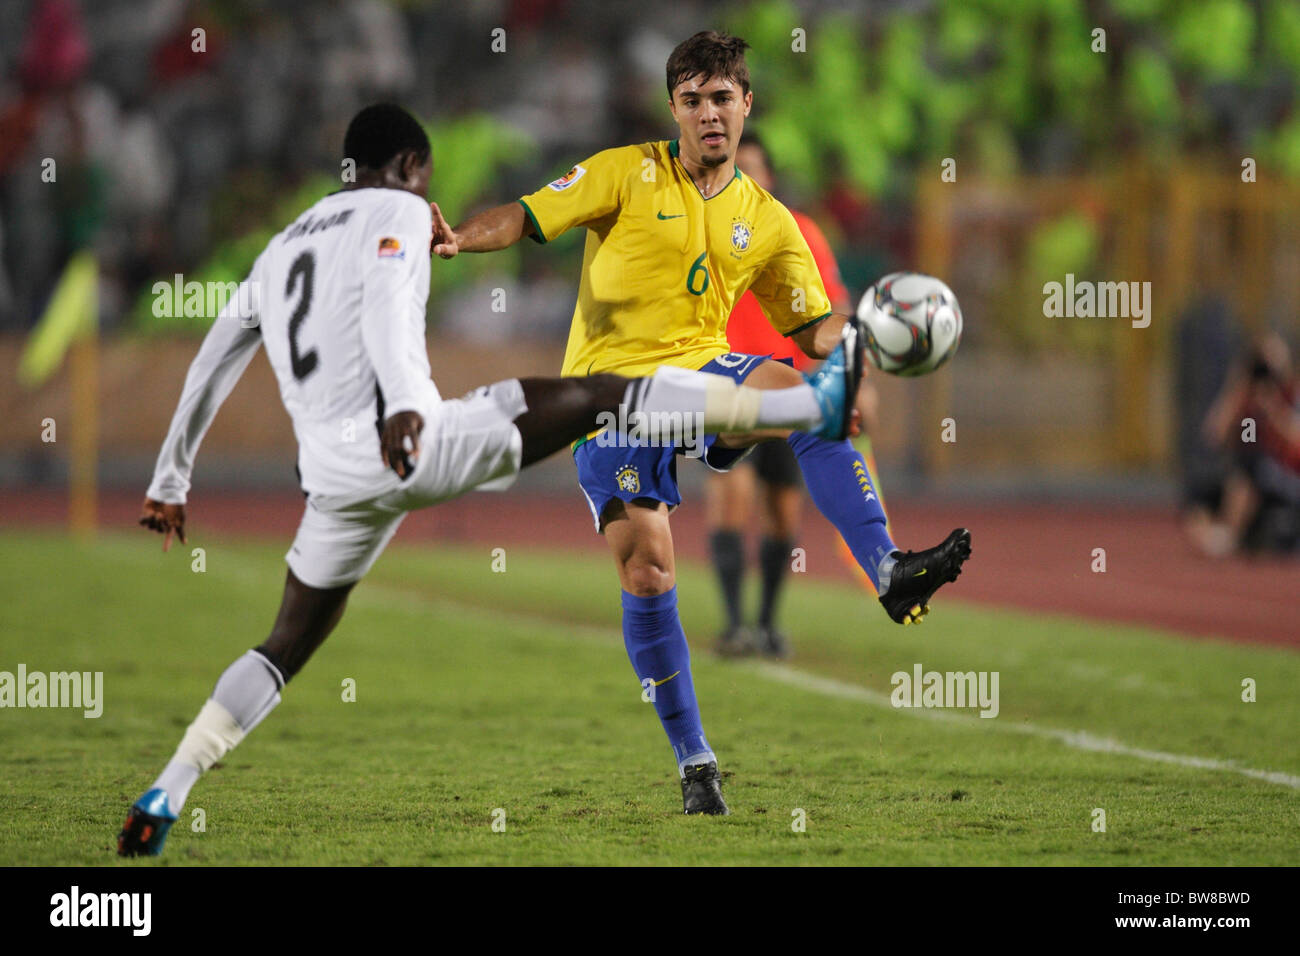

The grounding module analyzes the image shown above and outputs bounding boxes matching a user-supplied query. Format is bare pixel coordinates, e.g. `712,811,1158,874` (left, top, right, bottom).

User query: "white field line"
212,559,1300,792
750,662,1300,791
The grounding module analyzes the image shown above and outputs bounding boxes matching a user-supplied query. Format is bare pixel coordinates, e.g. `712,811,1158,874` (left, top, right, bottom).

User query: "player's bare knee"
621,558,675,596
602,499,674,593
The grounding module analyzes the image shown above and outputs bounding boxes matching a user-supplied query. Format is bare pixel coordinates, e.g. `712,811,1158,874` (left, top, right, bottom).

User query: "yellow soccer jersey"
518,140,832,378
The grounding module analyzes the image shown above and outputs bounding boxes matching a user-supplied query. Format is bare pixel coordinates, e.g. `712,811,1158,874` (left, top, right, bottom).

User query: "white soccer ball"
856,272,963,377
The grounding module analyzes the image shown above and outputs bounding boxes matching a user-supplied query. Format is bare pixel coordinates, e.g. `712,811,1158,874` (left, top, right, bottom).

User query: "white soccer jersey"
147,188,438,502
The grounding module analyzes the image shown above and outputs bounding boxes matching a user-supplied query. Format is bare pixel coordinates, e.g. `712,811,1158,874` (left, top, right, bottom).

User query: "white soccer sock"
151,650,284,812
153,759,201,812
755,386,822,432
210,649,284,732
631,366,822,435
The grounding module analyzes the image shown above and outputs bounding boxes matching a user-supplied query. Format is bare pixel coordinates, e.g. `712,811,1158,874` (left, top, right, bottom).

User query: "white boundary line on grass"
211,561,1300,792
751,662,1300,791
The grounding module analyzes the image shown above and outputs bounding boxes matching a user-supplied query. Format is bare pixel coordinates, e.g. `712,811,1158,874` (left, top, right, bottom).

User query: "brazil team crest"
730,217,754,254
615,465,640,494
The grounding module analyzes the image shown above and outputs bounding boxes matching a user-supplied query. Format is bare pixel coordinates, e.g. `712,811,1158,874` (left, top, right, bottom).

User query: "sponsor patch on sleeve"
377,237,405,259
547,165,586,191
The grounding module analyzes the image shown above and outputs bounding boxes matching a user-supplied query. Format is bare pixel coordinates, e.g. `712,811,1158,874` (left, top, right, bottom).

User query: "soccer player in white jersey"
117,104,864,856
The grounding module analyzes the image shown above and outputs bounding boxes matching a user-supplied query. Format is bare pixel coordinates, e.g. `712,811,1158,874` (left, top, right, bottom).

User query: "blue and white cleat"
117,787,178,857
804,315,864,442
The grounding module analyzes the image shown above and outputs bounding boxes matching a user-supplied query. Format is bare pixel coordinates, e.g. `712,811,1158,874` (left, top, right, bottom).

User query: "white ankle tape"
175,699,247,773
704,376,760,432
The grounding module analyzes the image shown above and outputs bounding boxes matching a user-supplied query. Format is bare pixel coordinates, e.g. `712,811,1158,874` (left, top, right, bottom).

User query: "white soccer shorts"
285,379,527,589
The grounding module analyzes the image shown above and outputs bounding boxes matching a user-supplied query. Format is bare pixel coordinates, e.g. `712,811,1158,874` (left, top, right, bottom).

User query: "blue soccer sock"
787,431,898,590
621,587,714,773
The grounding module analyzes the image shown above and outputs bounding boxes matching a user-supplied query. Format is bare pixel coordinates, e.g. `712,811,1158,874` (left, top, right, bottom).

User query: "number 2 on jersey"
287,250,318,381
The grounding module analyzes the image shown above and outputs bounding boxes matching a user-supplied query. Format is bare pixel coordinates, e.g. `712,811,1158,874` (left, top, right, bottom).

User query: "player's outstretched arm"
790,312,849,360
143,273,264,549
431,201,533,258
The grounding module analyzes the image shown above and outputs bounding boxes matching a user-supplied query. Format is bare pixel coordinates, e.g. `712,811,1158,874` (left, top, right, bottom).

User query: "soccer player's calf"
723,344,973,626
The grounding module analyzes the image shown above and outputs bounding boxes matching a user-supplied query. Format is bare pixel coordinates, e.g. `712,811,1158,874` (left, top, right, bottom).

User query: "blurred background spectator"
1185,332,1300,556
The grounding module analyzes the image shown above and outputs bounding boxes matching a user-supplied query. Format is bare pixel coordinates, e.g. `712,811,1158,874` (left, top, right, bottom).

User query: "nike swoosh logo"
656,211,684,220
913,569,927,577
651,670,681,686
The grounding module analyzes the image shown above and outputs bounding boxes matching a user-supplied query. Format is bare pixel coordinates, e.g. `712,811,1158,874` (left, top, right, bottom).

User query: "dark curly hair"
666,31,751,99
343,103,430,171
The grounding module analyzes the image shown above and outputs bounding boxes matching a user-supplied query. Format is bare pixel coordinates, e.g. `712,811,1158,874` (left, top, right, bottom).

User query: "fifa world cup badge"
548,165,587,191
616,465,640,494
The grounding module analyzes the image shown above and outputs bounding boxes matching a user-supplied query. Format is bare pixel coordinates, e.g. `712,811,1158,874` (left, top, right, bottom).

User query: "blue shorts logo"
713,352,747,368
616,465,640,494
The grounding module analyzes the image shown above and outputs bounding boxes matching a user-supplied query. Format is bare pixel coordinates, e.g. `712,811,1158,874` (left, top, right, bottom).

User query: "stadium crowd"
0,0,903,334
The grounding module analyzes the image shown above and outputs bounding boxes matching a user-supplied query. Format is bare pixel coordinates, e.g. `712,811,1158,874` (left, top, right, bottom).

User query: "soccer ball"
856,272,963,376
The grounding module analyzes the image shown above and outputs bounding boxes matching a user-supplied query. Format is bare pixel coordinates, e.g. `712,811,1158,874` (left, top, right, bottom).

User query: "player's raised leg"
507,338,859,469
718,324,971,626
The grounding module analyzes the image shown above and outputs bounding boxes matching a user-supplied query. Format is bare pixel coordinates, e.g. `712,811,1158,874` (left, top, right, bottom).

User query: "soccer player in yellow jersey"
430,32,972,815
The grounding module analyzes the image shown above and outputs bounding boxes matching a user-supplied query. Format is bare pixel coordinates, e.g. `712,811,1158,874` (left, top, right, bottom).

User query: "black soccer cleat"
681,761,730,815
878,528,972,625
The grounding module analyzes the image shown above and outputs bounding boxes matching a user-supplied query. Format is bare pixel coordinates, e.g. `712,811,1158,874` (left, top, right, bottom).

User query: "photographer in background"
1186,331,1300,557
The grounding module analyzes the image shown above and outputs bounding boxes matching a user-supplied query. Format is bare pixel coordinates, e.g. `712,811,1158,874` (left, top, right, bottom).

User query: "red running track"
3,487,1296,649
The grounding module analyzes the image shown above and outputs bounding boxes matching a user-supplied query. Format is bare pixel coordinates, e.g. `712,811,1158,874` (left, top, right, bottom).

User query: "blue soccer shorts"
573,352,786,532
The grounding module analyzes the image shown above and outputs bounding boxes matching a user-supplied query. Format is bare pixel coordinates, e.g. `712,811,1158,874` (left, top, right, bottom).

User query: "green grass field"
1,528,1296,865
